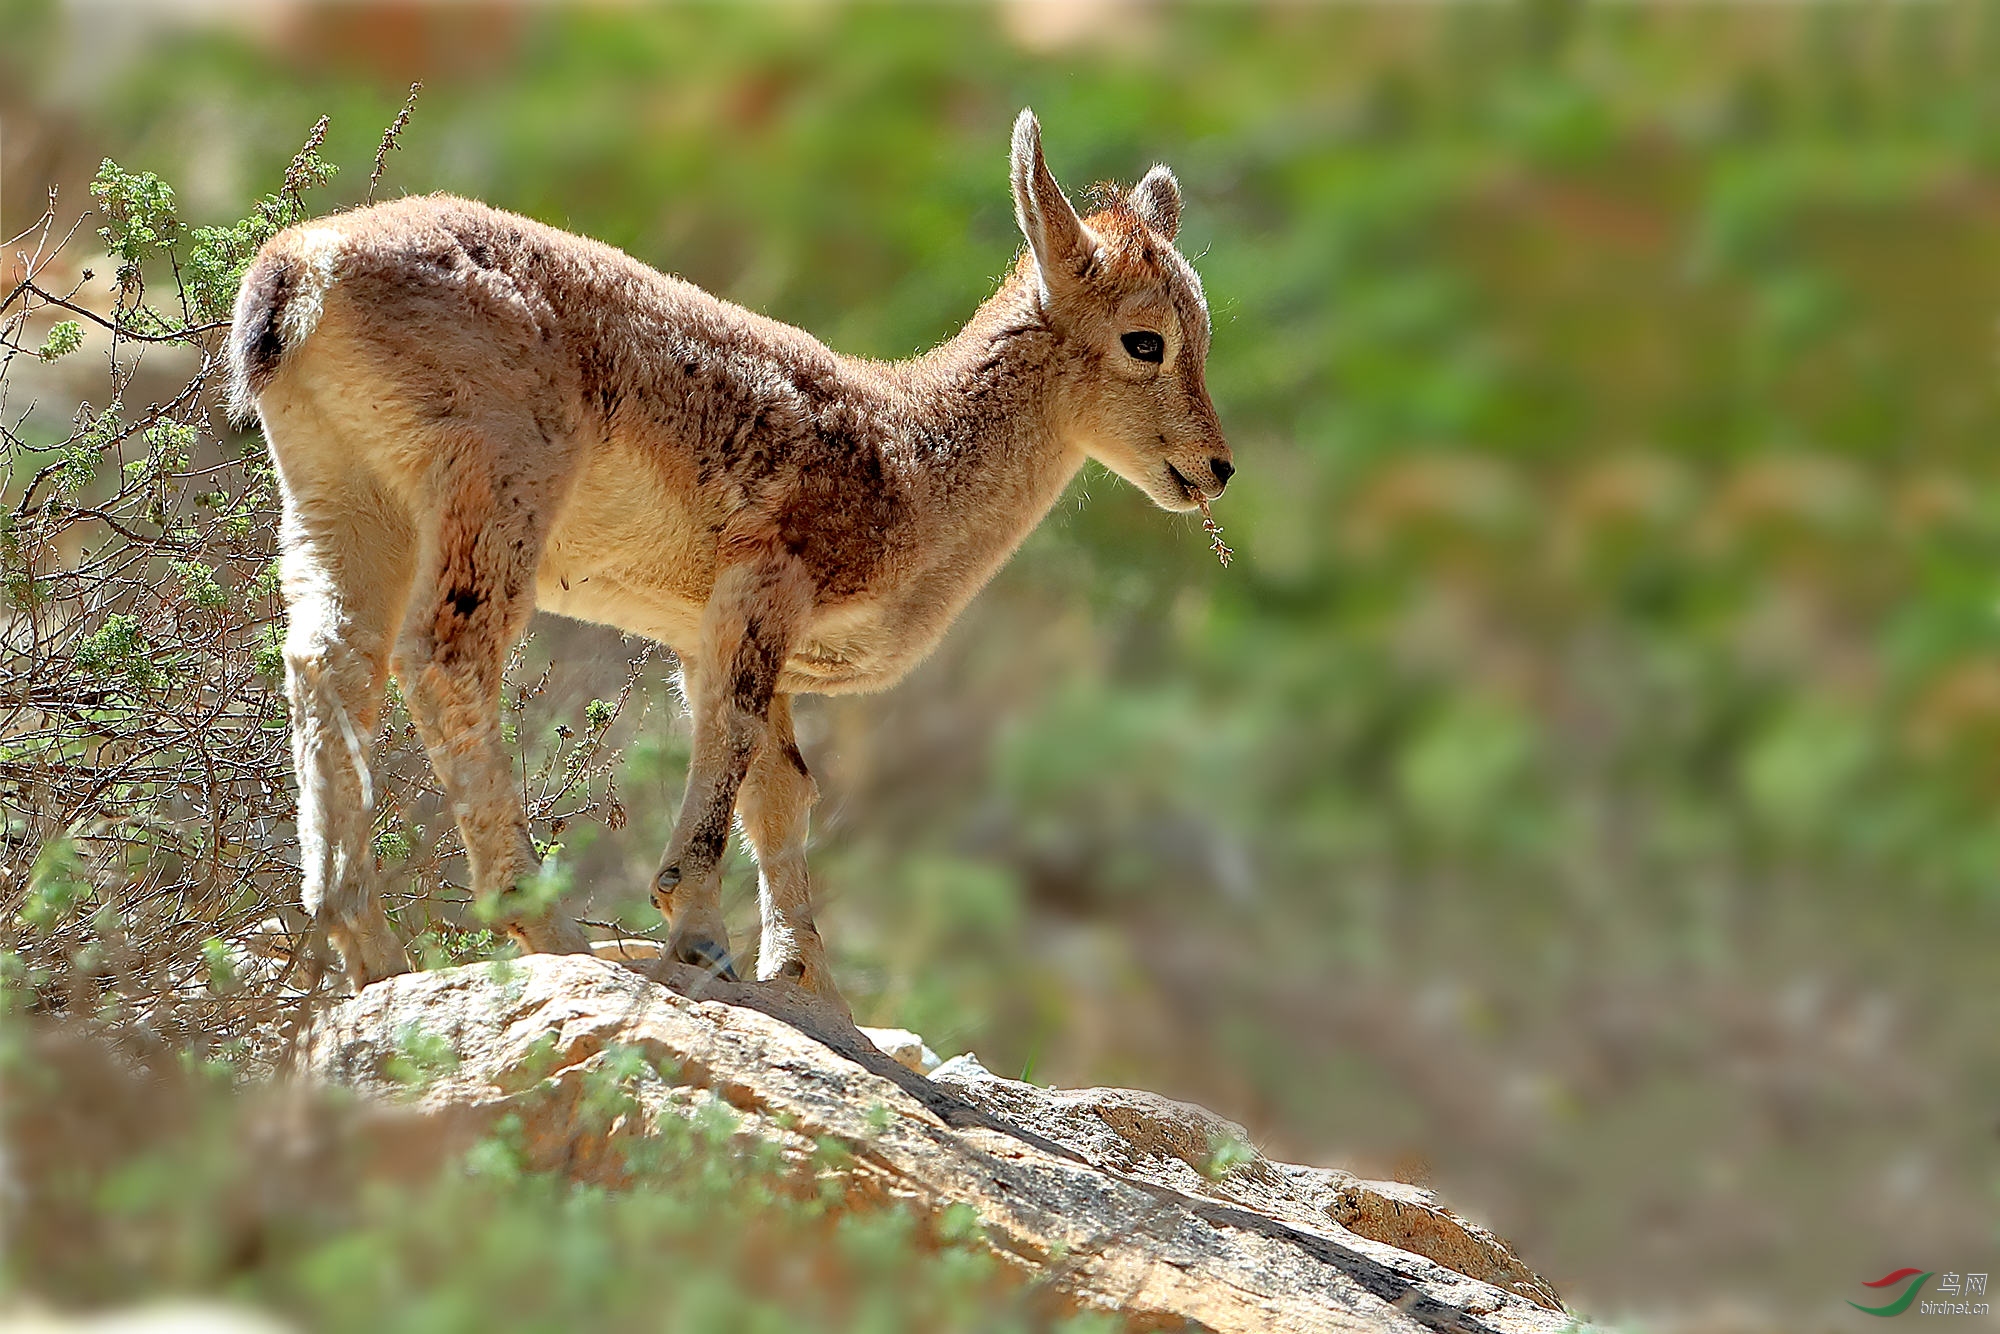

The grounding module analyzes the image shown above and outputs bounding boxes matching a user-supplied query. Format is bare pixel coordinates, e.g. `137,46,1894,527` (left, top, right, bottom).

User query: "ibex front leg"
737,692,845,1010
654,553,812,977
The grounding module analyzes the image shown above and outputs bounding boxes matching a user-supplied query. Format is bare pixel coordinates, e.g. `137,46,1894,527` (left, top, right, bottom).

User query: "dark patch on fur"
767,421,903,599
783,741,809,777
418,386,462,421
730,627,784,713
447,586,482,618
577,340,622,418
685,805,732,869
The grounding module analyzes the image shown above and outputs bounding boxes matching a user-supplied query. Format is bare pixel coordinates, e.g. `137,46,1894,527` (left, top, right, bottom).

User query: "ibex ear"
1130,165,1181,242
1011,109,1095,300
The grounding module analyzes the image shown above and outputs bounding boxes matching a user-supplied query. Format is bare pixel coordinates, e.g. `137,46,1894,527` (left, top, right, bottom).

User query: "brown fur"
230,111,1231,1002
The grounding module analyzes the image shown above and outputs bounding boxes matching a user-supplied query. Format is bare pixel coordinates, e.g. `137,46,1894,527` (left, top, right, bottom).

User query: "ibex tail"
227,227,344,423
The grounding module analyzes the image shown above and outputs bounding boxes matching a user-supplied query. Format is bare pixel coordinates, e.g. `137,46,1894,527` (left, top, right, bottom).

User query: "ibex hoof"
672,935,739,982
759,953,850,1020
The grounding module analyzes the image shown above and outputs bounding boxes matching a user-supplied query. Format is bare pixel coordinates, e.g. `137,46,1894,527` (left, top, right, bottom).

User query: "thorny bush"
0,116,643,1067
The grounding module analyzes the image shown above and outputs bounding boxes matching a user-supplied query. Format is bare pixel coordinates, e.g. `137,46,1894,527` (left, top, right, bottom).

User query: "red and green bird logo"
1850,1269,1933,1317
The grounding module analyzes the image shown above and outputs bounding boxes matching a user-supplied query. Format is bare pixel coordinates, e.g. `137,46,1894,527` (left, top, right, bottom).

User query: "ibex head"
1010,109,1233,513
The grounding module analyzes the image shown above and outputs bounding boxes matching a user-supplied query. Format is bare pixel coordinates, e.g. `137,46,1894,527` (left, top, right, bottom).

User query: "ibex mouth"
1165,463,1205,507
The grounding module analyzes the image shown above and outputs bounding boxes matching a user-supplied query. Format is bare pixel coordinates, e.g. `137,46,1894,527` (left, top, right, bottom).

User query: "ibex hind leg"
277,477,418,991
392,445,592,958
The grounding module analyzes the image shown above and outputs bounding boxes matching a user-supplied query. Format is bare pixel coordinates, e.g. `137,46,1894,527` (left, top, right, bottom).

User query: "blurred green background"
8,0,2000,1319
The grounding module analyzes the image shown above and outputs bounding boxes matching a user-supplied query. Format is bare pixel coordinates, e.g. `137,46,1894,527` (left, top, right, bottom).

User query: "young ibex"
228,111,1231,1003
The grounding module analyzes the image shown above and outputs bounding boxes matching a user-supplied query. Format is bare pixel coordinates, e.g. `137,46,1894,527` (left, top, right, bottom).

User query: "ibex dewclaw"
228,111,1232,1004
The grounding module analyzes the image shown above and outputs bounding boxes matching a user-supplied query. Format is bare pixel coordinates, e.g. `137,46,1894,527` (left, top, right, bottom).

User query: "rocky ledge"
302,954,1569,1334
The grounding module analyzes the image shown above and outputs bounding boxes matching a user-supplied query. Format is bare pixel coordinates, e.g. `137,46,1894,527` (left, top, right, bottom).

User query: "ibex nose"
1209,457,1234,492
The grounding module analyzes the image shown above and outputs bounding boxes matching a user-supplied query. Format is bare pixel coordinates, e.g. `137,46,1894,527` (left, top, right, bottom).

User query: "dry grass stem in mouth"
1193,491,1234,567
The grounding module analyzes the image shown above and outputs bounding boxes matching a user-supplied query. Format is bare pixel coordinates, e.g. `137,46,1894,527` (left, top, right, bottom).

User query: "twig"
369,83,423,204
283,116,331,212
4,283,227,345
1192,491,1233,567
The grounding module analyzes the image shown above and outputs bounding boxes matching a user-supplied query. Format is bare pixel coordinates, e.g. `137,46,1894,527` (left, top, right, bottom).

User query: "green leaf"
36,320,83,361
170,559,227,612
73,613,160,689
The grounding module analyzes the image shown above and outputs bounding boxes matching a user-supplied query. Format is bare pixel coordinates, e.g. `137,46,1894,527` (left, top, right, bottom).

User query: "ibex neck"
887,276,1084,530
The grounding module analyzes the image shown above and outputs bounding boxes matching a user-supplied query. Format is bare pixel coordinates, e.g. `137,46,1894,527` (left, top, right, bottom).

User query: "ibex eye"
1121,331,1165,363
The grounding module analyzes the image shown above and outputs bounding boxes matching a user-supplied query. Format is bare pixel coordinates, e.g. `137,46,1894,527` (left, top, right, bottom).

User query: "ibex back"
228,111,1231,1004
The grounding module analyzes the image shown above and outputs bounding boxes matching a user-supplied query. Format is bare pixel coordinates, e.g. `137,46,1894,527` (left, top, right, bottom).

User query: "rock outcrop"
302,954,1569,1334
